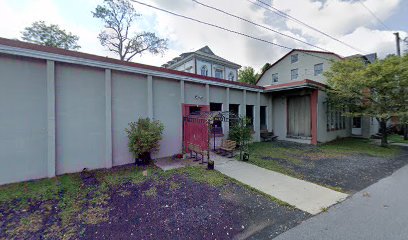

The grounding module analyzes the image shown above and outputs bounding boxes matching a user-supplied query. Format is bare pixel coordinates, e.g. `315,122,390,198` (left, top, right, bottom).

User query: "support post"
242,90,247,117
47,60,56,178
105,69,113,169
147,75,153,119
311,90,319,145
205,84,210,105
224,88,230,136
255,92,261,142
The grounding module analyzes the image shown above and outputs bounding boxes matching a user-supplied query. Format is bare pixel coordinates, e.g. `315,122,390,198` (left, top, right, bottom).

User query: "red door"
183,104,210,153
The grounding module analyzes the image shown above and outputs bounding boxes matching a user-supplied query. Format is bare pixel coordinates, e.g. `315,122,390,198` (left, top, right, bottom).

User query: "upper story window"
291,69,298,80
215,69,223,79
228,72,235,81
314,63,323,76
272,73,278,83
201,65,208,76
291,54,298,63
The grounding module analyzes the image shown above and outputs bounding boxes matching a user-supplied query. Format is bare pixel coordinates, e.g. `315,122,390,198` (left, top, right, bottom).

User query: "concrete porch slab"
154,157,202,171
212,153,348,215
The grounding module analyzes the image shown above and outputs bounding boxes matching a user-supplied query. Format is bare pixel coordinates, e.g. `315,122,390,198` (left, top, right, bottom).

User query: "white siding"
257,51,341,87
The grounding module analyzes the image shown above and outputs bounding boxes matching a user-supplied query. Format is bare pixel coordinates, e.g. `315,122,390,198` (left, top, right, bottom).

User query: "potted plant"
126,118,164,165
228,117,252,161
207,160,215,170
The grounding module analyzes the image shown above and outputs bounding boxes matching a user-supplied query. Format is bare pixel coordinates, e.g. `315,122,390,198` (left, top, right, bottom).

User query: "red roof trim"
264,79,326,91
0,37,263,90
256,49,343,84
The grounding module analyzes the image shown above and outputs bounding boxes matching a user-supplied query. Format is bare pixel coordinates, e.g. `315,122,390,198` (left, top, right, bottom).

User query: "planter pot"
207,160,215,170
135,152,151,166
243,153,249,162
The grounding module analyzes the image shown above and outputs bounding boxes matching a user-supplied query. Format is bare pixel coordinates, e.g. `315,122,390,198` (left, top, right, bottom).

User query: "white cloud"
0,0,406,70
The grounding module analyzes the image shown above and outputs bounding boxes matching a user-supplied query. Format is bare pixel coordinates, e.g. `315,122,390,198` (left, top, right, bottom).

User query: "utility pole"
394,32,401,56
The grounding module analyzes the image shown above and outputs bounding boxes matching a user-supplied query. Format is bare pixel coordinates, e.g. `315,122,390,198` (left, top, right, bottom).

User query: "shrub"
125,118,164,158
228,118,253,160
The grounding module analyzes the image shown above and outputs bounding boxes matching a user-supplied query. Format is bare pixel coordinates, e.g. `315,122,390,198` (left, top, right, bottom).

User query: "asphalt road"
274,158,408,240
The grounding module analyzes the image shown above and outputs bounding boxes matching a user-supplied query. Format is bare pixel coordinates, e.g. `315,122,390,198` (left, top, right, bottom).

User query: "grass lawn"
389,134,408,144
0,165,307,239
244,138,406,193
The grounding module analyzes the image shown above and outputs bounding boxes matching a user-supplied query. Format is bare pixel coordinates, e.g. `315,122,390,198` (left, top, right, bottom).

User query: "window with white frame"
314,63,323,76
228,72,235,81
326,103,346,131
215,69,223,79
272,73,278,83
201,65,208,76
291,54,298,63
291,69,298,80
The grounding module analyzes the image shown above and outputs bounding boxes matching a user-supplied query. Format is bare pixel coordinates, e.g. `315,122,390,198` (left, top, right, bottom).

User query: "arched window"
228,72,234,81
200,65,208,76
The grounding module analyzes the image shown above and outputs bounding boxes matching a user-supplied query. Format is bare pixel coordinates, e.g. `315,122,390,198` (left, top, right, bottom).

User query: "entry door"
182,105,210,152
352,117,362,135
287,96,311,137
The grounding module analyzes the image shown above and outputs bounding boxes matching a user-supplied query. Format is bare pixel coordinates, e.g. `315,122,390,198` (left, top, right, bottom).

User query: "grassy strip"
389,134,408,144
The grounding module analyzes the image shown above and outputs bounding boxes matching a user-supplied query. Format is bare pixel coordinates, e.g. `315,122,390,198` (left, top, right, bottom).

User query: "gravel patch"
258,142,408,192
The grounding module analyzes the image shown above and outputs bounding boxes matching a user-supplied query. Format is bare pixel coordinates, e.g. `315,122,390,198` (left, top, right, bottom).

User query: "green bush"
228,118,253,145
125,118,164,158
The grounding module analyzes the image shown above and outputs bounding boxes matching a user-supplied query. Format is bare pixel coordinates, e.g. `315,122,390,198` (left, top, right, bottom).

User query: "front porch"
264,80,322,145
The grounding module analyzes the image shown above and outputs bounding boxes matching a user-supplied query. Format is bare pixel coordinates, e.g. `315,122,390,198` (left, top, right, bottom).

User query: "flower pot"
207,160,215,170
135,152,151,165
243,153,249,162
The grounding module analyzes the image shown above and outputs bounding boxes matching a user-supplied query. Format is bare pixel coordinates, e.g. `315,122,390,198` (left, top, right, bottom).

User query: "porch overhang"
264,79,326,93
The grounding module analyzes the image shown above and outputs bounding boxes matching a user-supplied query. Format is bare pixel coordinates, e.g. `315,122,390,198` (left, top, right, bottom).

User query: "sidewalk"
212,154,348,215
273,163,408,240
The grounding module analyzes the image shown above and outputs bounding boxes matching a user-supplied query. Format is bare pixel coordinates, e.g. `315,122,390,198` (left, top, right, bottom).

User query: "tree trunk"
404,124,408,141
380,120,388,147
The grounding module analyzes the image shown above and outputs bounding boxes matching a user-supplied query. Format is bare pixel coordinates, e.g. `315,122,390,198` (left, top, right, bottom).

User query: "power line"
356,0,391,31
130,0,336,63
192,0,331,52
248,0,368,54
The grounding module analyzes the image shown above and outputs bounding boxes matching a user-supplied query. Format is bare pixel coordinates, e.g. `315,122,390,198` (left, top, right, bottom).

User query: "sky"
0,0,407,71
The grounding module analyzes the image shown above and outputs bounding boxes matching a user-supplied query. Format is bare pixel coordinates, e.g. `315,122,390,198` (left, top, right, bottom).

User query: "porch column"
205,84,210,105
311,89,318,145
105,69,113,169
268,94,273,132
224,88,230,136
255,92,261,142
242,90,247,117
180,80,185,104
47,60,56,178
147,75,153,119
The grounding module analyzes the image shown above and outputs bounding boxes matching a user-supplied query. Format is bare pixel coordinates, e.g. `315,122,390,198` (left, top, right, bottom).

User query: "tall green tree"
238,66,258,85
325,55,408,146
92,0,168,61
260,63,271,75
21,21,80,50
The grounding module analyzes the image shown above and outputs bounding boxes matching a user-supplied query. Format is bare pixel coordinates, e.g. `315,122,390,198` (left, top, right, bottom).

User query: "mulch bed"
84,175,308,239
0,172,309,240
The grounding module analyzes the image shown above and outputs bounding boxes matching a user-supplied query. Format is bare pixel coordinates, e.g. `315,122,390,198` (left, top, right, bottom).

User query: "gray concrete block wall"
0,52,262,185
55,63,106,174
153,77,182,158
111,71,148,166
0,55,48,185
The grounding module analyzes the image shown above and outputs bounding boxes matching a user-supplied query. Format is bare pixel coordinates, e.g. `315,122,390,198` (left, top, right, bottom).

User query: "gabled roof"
256,49,343,84
0,37,262,90
162,45,241,69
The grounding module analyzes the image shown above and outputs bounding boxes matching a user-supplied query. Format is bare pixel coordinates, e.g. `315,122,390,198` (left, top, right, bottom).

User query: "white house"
162,46,241,81
257,49,379,144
